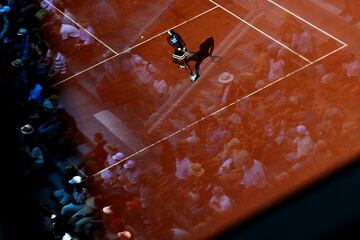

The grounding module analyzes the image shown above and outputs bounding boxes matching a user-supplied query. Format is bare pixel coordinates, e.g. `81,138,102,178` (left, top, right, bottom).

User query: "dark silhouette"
193,37,215,75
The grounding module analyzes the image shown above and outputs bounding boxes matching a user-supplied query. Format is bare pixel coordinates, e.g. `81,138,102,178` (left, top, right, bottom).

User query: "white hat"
133,54,146,65
296,125,307,135
20,124,34,135
102,206,113,214
68,176,82,184
111,152,125,162
218,72,234,84
17,28,28,36
124,160,136,169
11,59,24,67
117,231,132,239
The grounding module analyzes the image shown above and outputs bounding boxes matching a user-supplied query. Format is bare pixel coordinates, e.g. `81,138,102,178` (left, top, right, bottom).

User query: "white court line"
267,0,348,47
44,0,118,55
209,0,311,63
52,6,219,87
92,44,347,178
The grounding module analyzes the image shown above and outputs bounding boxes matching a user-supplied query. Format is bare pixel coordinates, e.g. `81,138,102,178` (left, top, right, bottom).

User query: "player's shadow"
192,37,214,75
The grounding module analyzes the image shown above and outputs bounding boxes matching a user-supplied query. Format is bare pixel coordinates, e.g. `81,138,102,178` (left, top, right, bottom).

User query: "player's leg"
172,58,186,69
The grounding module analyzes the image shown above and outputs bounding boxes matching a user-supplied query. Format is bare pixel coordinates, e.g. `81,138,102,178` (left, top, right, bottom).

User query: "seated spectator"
0,5,11,44
11,28,31,65
121,160,142,193
104,143,124,166
69,194,102,229
59,23,80,41
218,147,244,186
239,149,270,189
60,182,87,217
292,125,314,160
75,20,95,49
175,144,192,182
290,25,313,58
52,182,75,207
208,185,233,215
267,46,285,82
19,124,46,177
31,40,51,80
79,132,107,174
46,43,67,78
342,53,360,80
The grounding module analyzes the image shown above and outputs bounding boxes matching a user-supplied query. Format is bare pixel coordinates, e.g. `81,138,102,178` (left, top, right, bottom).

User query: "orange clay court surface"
47,0,360,238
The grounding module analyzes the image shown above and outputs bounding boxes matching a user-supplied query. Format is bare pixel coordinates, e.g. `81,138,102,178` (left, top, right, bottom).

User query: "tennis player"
167,29,199,82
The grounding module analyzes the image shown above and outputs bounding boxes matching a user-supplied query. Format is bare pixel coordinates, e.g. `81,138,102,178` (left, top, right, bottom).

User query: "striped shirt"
47,50,67,75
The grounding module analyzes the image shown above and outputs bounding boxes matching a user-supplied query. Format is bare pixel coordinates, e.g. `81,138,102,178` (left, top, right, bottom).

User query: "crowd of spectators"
2,0,360,240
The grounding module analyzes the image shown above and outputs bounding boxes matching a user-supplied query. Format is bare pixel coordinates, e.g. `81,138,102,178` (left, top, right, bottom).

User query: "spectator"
267,46,285,82
208,185,233,214
239,150,270,189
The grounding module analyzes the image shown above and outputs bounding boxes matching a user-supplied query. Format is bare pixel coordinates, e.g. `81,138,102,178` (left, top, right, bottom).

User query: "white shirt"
218,158,233,176
241,160,269,188
100,169,112,181
175,157,191,180
124,168,141,183
78,26,95,45
294,135,313,159
268,58,285,82
106,152,124,166
209,195,232,212
153,79,168,94
291,31,313,55
343,60,360,78
60,24,80,40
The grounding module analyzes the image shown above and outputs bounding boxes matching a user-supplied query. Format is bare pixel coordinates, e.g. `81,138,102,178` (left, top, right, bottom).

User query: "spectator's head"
188,162,205,177
20,124,35,135
117,231,132,239
68,175,82,185
11,59,24,68
296,125,308,137
17,28,28,37
226,137,241,150
212,185,224,197
123,160,136,171
49,94,59,107
102,205,113,215
0,5,11,14
236,149,252,166
227,113,242,125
